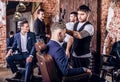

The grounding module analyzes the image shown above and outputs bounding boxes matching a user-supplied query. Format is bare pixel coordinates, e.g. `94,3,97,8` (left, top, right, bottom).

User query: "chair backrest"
35,41,89,82
36,53,61,82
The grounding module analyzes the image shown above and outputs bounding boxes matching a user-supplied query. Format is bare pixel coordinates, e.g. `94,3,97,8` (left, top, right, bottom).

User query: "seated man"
46,22,103,82
6,31,14,51
6,20,36,82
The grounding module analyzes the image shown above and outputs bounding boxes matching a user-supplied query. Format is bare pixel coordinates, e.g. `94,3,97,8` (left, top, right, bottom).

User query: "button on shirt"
20,33,28,52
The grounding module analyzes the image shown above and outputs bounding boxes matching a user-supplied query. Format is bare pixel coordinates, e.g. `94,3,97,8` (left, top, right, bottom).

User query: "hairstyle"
77,5,91,12
9,31,14,35
50,22,66,32
20,20,28,27
37,9,45,14
70,11,78,17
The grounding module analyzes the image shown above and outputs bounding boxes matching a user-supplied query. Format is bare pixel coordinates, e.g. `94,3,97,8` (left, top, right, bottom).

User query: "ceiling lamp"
16,2,26,12
14,11,22,21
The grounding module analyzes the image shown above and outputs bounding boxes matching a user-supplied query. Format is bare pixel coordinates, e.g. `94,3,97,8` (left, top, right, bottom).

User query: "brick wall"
100,0,110,53
100,0,120,54
0,0,6,67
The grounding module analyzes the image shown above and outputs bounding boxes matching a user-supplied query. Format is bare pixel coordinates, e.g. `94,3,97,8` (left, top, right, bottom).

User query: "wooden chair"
35,41,89,82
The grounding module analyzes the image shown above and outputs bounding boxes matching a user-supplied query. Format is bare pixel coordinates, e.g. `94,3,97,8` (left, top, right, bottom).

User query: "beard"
78,17,87,22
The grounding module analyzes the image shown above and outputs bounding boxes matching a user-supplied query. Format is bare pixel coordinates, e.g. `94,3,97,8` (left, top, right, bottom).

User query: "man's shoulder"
28,32,35,36
14,33,20,37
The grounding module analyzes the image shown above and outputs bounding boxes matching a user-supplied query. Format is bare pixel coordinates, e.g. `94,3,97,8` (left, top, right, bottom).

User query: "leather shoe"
12,71,22,79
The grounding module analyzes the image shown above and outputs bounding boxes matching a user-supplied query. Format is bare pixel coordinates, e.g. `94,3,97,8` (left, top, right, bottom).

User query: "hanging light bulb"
16,2,26,12
14,11,22,21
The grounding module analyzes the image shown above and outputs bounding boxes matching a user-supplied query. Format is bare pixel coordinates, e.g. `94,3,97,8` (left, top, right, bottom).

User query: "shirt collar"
20,32,27,36
50,39,63,46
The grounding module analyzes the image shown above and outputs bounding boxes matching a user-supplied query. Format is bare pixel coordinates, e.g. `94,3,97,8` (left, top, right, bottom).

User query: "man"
6,20,36,82
66,5,94,68
47,22,91,76
34,9,49,43
63,12,78,58
7,31,14,52
46,22,104,82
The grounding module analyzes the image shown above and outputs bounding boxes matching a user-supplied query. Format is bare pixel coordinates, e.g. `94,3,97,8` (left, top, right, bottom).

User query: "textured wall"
0,0,6,67
100,0,120,54
100,0,111,53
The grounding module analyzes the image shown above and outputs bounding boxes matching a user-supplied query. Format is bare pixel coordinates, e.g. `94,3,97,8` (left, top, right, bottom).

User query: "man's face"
21,23,30,32
77,11,88,22
69,14,76,22
59,29,66,43
38,11,45,20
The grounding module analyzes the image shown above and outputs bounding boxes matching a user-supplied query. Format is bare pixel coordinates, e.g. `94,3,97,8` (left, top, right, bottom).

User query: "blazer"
11,32,36,56
47,40,85,76
34,18,46,37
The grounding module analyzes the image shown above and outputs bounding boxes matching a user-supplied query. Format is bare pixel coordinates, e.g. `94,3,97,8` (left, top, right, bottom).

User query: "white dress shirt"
20,33,28,52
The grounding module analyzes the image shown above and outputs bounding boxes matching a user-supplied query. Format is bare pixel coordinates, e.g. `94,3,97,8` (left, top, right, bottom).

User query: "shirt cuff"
83,67,87,72
29,55,33,58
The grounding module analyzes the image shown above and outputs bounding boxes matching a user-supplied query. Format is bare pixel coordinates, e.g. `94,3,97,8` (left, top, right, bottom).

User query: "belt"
22,51,29,53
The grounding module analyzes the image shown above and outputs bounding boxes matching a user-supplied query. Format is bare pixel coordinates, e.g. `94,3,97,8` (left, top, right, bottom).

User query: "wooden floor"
0,67,12,82
0,67,112,82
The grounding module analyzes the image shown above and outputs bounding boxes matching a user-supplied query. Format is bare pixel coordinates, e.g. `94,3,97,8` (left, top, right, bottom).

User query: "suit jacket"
47,40,85,76
11,32,36,57
34,18,46,37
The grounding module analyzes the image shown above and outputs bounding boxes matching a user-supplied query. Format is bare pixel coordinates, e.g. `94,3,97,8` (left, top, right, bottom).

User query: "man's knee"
6,56,13,63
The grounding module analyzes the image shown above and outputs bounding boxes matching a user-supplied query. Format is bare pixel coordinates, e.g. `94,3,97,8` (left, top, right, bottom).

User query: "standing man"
34,9,49,43
6,20,36,82
63,12,78,52
66,5,94,68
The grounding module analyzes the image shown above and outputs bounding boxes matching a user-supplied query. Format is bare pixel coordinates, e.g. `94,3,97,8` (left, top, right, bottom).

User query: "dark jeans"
6,52,34,82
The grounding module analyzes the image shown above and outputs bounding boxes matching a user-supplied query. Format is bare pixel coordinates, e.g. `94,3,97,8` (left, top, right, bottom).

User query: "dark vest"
73,21,92,56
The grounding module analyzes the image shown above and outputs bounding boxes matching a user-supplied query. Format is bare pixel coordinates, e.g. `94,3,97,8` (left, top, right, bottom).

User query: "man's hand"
35,41,46,52
46,34,50,38
26,56,33,63
86,69,92,75
66,50,70,58
6,49,13,58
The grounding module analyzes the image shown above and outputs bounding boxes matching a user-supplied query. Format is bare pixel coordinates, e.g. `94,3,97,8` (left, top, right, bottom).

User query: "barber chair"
35,41,89,82
101,41,120,82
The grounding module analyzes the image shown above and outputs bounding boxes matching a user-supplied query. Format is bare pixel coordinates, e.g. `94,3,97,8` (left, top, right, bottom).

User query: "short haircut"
37,9,45,14
20,20,28,27
9,31,14,35
50,22,66,32
70,11,78,17
77,5,91,12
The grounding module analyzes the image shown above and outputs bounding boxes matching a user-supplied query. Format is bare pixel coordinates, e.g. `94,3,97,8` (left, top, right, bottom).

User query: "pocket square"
28,37,31,40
